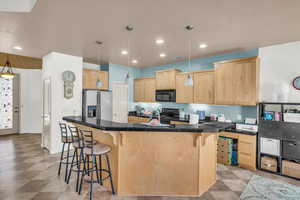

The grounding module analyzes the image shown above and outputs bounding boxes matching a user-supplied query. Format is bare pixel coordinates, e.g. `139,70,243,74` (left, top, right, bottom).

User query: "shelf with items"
259,102,300,123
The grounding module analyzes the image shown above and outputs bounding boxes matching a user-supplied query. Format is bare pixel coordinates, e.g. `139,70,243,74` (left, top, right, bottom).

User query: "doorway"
0,75,20,135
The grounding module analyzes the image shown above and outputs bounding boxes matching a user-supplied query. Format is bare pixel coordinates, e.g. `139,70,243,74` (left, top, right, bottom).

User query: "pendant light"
0,54,15,79
95,41,103,89
185,25,193,86
124,25,133,84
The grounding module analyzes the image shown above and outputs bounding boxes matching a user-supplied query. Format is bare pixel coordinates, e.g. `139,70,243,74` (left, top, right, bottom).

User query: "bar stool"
66,126,85,192
58,122,75,182
78,129,115,200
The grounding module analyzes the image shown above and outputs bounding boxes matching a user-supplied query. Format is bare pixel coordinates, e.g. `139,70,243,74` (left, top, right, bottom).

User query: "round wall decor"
292,76,300,90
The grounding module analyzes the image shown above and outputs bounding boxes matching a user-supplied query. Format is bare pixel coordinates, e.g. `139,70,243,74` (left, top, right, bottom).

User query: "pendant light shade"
123,25,133,84
185,74,193,86
96,41,103,89
96,79,103,89
184,25,193,86
1,58,15,79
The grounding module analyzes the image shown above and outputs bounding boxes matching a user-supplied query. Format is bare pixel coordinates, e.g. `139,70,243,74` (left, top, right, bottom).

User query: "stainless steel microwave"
155,90,176,102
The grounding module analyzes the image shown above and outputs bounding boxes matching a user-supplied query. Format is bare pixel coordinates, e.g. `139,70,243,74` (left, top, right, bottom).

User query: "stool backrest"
68,126,82,146
80,129,94,153
59,122,68,142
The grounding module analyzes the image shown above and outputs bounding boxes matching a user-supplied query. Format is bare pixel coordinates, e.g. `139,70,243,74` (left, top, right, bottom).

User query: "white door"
0,75,20,135
112,83,128,123
42,78,51,150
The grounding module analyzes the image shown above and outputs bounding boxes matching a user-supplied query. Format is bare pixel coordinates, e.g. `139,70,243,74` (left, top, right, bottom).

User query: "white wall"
259,41,300,102
13,68,43,133
43,52,82,154
83,62,99,70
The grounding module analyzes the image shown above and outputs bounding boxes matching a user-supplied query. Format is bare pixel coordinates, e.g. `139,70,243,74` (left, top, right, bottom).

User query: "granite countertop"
63,116,234,133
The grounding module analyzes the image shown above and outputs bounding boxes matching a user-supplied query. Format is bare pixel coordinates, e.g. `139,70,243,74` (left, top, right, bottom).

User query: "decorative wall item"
0,77,13,129
292,76,300,90
62,70,76,99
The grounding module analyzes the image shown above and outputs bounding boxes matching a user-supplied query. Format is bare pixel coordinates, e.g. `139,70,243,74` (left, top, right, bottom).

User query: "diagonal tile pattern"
0,134,299,200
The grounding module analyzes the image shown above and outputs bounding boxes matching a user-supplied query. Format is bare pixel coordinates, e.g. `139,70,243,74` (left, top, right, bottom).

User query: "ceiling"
1,0,300,68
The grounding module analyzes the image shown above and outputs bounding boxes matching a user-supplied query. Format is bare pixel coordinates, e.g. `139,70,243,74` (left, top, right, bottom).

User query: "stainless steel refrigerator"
82,89,112,121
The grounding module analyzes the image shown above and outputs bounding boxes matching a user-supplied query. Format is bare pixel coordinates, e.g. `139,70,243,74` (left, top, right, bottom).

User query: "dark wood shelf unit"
258,102,300,181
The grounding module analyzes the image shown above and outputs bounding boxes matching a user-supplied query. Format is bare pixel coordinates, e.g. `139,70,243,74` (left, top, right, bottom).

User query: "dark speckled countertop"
63,116,234,133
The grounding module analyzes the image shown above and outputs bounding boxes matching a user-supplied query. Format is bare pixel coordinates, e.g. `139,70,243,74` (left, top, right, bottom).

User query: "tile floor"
0,134,299,200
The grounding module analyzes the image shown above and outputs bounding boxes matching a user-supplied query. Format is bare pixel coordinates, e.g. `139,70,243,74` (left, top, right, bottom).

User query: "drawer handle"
288,143,297,146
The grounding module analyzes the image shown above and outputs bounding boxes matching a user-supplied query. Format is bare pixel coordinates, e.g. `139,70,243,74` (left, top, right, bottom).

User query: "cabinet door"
134,79,145,102
156,70,178,90
233,61,257,105
144,78,156,102
193,71,214,104
176,73,193,103
83,69,108,90
214,63,235,105
238,134,256,170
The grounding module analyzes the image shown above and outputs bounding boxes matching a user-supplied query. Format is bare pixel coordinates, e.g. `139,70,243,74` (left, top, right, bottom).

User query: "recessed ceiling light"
156,39,164,44
121,50,128,55
199,43,207,49
13,46,22,50
160,53,166,58
132,59,138,64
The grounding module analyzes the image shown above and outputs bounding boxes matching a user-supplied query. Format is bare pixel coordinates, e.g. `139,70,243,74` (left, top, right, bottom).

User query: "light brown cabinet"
214,57,259,105
128,116,149,123
175,73,194,103
170,121,189,125
193,70,215,104
83,69,109,90
218,131,256,171
156,69,181,90
238,134,257,171
134,77,156,102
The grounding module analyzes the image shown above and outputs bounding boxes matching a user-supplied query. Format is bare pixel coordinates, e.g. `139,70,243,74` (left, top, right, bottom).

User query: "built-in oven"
155,90,176,102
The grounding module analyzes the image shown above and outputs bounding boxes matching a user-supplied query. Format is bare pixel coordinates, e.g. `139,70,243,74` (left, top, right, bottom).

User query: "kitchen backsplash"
130,102,257,123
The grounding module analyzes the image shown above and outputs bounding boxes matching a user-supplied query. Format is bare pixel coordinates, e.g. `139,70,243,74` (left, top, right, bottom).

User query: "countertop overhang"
63,116,234,133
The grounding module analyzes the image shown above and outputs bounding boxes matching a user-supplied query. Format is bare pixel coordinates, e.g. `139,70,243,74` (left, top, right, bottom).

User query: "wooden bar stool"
58,122,75,182
78,129,115,200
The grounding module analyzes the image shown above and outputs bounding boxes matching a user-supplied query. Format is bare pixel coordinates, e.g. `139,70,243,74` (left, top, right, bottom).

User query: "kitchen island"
63,116,233,197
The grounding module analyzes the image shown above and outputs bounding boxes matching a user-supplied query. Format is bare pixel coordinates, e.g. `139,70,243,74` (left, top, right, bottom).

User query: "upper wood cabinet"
175,73,194,103
134,77,156,102
156,69,181,90
83,69,109,90
193,70,215,104
214,57,259,105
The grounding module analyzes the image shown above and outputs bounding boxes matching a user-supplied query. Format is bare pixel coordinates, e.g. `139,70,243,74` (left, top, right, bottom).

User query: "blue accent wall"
141,49,258,77
108,63,141,108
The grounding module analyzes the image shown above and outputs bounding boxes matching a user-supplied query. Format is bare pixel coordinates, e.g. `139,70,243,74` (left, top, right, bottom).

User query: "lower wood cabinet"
128,116,149,123
83,69,109,90
238,134,257,170
134,77,156,102
218,131,257,171
170,121,189,125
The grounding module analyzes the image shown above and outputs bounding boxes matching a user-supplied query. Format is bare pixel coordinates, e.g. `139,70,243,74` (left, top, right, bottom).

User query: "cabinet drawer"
239,141,252,155
239,153,252,164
